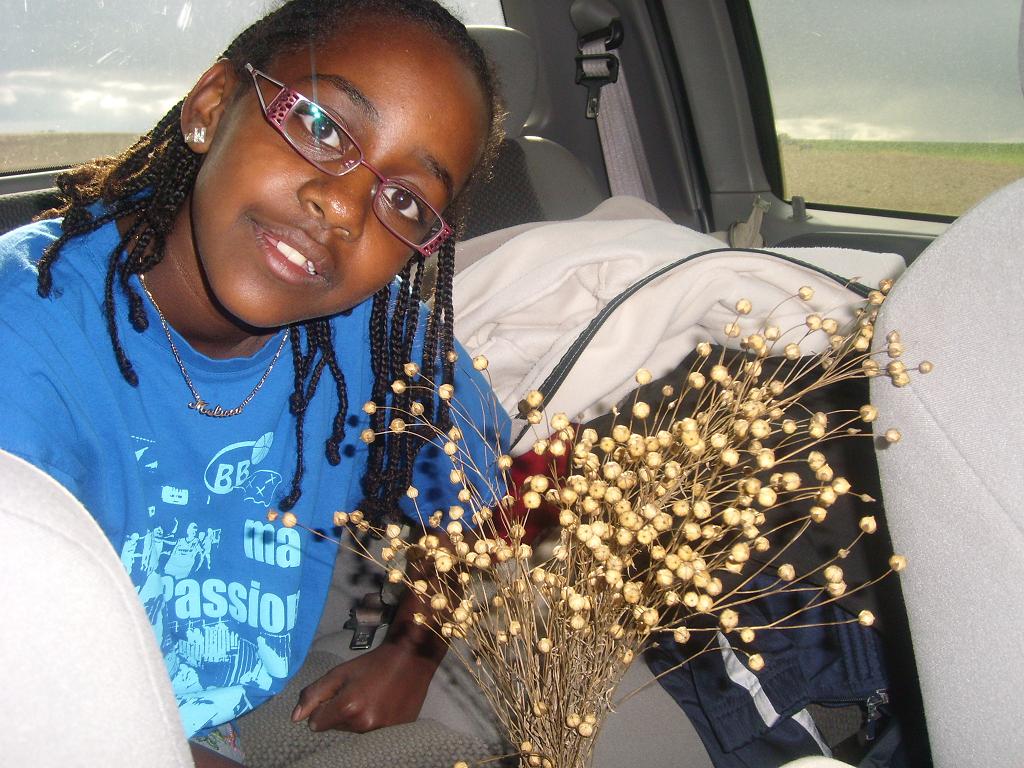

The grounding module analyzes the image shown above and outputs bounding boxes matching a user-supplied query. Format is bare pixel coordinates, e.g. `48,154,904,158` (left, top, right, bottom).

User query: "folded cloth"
453,208,904,452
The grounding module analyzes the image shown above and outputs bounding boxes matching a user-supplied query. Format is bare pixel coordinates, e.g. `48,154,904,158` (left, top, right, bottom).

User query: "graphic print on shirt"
204,431,283,507
132,434,161,519
133,434,159,472
121,430,303,736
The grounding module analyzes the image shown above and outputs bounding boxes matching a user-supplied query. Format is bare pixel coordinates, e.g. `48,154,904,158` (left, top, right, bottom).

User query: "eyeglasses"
246,64,453,256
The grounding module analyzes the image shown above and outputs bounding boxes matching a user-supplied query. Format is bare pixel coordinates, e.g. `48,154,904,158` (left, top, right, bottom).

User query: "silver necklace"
139,275,288,418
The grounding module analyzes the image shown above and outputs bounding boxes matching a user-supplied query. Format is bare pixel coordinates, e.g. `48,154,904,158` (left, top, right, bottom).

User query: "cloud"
0,69,183,132
772,76,1024,142
67,89,132,116
776,118,915,142
7,70,58,80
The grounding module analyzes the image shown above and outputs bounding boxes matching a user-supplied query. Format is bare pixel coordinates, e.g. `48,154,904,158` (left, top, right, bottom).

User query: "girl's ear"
180,60,238,155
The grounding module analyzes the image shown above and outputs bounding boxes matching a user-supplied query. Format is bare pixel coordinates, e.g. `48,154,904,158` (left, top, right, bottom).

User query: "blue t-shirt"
0,217,508,738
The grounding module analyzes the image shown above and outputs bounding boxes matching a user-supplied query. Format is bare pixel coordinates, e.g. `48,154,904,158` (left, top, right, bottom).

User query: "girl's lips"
254,224,325,284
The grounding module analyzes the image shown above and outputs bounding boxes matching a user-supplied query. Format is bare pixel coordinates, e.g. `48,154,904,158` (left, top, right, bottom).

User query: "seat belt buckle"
575,20,623,119
575,53,620,118
343,590,397,650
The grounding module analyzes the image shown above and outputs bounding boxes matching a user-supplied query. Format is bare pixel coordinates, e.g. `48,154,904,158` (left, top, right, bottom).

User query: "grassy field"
0,133,139,175
778,136,1024,216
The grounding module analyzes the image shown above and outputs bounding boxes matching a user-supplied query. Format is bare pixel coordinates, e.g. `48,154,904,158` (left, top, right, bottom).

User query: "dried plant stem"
274,282,917,768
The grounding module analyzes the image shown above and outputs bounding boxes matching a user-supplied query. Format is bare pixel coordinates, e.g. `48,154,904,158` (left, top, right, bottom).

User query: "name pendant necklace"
139,275,288,418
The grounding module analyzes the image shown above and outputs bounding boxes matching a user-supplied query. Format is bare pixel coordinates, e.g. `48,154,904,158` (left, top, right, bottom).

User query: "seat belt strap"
576,23,659,204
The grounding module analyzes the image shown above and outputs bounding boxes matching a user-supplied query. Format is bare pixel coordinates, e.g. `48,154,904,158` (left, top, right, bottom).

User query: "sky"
0,0,504,134
750,0,1024,142
1,0,1022,142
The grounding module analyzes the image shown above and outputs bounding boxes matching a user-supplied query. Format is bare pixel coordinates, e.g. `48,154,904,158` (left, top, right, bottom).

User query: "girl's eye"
381,185,425,223
294,103,345,150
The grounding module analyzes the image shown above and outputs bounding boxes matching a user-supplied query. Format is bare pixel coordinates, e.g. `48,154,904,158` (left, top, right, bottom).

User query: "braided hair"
35,0,504,519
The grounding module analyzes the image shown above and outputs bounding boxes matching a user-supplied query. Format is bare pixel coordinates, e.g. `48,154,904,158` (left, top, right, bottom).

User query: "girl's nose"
298,165,376,238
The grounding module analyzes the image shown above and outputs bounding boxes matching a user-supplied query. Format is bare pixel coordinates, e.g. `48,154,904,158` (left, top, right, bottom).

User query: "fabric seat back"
0,449,193,767
463,26,606,239
870,184,1024,767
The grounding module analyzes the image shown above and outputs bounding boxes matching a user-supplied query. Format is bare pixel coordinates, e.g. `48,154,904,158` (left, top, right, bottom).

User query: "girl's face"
179,17,489,332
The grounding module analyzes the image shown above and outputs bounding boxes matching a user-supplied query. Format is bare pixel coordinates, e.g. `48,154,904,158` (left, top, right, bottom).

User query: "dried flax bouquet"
279,280,923,768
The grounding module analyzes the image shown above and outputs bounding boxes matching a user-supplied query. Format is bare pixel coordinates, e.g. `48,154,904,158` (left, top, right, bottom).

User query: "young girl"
0,0,507,764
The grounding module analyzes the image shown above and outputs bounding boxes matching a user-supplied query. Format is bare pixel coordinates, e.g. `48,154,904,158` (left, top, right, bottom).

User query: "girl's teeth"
274,239,309,269
272,237,317,276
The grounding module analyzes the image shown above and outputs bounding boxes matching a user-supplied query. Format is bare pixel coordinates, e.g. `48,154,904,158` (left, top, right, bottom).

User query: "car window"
749,0,1024,217
0,0,504,176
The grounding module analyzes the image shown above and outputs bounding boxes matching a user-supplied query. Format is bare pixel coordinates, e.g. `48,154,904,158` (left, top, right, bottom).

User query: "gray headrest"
469,25,537,139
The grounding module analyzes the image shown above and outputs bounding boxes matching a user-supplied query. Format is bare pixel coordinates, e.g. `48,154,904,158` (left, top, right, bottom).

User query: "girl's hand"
291,638,440,732
292,570,449,732
293,530,455,732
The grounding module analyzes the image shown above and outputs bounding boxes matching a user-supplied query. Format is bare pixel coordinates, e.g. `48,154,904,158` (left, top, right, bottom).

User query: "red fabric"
500,433,572,543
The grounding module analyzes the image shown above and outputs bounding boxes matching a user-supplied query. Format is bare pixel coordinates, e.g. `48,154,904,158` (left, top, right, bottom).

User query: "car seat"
870,174,1024,767
460,25,607,238
0,448,194,767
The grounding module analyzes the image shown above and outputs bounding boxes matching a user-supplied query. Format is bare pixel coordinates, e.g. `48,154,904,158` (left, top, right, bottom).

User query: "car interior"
2,1,1022,766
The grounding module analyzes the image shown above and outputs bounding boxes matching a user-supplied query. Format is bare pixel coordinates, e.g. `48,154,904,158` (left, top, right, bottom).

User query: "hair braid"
402,254,427,353
387,262,416,377
361,250,462,525
430,237,457,436
388,269,419,523
318,324,349,465
37,101,201,340
101,247,140,386
37,202,133,298
363,286,396,520
280,325,316,511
